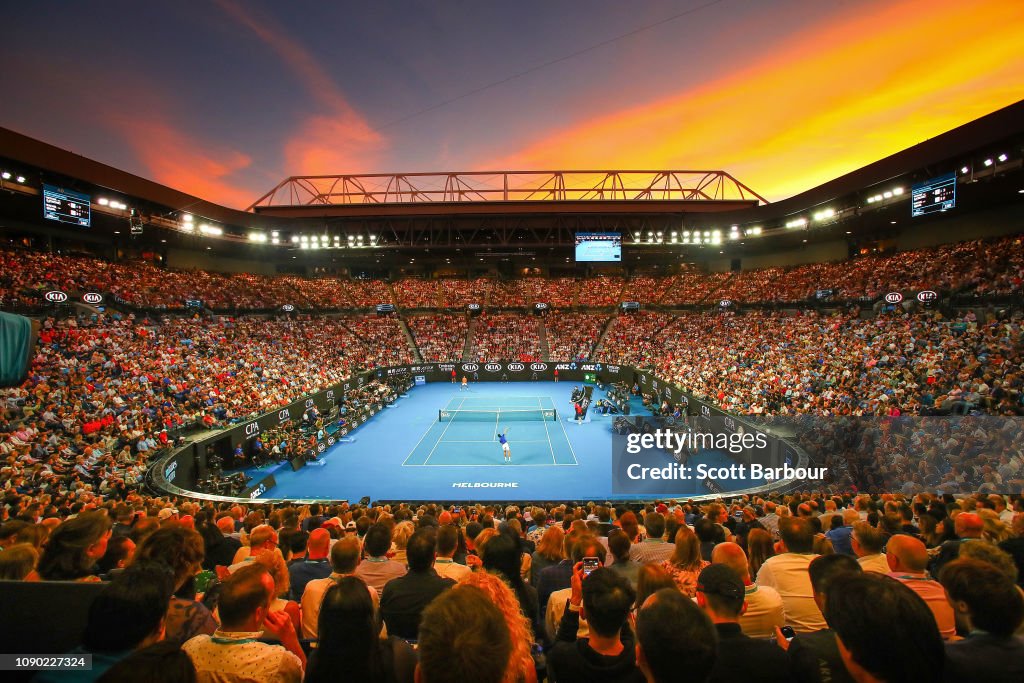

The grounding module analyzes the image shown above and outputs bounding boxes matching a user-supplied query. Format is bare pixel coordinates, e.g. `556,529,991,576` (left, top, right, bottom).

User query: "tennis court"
403,395,578,466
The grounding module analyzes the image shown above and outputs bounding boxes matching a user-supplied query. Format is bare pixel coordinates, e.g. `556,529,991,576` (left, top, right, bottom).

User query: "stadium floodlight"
883,191,893,199
813,208,835,222
712,229,721,237
729,231,740,240
712,235,722,245
961,166,970,174
347,235,355,242
16,176,26,183
984,159,993,167
182,213,193,222
291,236,299,243
0,172,9,180
750,227,762,235
998,153,1008,162
271,231,279,237
180,222,194,233
867,196,876,204
98,198,110,206
785,218,807,228
892,187,904,195
199,224,222,236
248,232,267,243
271,238,280,245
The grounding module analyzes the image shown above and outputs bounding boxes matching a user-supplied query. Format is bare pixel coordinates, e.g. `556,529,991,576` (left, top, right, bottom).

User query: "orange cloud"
214,0,384,175
114,114,255,209
488,0,1024,201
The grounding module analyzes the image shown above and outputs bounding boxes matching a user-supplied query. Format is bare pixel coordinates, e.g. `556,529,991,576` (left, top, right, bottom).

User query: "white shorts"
502,443,511,454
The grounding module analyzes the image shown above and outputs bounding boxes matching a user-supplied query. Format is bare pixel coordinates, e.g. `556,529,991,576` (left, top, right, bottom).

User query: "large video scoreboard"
911,172,956,217
43,184,91,227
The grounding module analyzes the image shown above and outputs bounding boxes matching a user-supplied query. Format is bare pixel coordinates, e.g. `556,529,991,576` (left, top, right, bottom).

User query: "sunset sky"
1,0,1022,209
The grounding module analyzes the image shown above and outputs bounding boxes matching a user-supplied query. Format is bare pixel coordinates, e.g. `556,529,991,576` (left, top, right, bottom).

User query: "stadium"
1,2,1023,682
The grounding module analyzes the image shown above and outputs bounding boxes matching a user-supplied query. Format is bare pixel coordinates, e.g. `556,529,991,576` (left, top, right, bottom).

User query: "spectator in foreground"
629,513,673,565
287,528,332,600
755,517,824,632
381,529,455,639
939,558,1024,679
36,563,173,683
355,522,407,598
635,587,717,683
695,563,791,682
661,525,709,597
825,573,944,683
780,553,861,683
306,577,416,683
884,534,955,640
98,640,197,683
0,542,40,580
37,511,112,581
183,563,305,683
433,523,471,582
301,536,374,639
606,528,639,588
850,522,889,574
547,565,644,683
711,542,784,639
460,570,540,683
417,584,512,683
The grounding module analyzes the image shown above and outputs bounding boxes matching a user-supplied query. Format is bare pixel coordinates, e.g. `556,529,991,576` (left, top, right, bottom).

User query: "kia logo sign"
282,304,295,312
484,363,501,372
916,290,937,303
508,363,525,372
530,363,548,371
245,422,260,436
82,292,103,305
277,409,290,422
45,290,68,303
462,363,479,373
467,303,481,310
317,442,326,453
534,302,549,309
327,437,335,446
719,299,732,308
884,292,904,304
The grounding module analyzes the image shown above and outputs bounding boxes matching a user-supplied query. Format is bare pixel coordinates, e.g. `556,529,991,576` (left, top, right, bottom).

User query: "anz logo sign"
530,363,548,372
484,363,501,372
244,421,260,437
462,363,479,373
45,290,68,303
249,484,266,500
554,363,573,371
508,363,525,372
82,292,103,305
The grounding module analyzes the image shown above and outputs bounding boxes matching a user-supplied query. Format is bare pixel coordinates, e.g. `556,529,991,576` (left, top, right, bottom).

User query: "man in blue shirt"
498,428,511,463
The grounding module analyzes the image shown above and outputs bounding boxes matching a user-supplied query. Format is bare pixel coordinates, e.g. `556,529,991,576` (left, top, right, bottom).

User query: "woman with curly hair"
459,571,539,683
390,520,416,566
660,525,708,597
133,525,217,643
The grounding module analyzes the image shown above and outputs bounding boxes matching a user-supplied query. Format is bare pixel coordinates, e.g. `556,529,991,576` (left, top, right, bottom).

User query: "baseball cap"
157,507,178,520
656,504,668,515
697,564,744,600
345,521,357,531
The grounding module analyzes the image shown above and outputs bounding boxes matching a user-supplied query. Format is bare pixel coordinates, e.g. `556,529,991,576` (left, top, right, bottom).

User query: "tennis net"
438,408,557,422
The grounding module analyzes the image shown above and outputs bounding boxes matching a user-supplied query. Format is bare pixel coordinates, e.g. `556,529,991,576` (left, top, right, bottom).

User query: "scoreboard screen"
911,173,956,217
575,232,621,261
43,184,91,227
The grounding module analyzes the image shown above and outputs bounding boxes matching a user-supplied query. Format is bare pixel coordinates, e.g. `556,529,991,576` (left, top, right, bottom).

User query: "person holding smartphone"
546,559,644,683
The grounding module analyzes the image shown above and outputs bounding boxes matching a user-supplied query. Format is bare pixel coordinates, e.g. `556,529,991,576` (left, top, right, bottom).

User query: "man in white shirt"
712,542,784,638
851,521,890,574
301,536,377,639
755,517,825,633
184,563,304,683
433,524,471,582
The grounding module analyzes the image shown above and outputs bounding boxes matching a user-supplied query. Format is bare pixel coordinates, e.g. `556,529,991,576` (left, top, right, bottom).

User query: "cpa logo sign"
700,405,712,419
917,290,937,303
282,304,295,312
326,390,334,400
884,292,903,304
45,290,68,303
724,416,736,432
508,363,525,372
245,421,260,437
462,363,479,373
305,398,315,408
277,409,290,423
82,292,103,305
530,363,548,371
484,363,501,372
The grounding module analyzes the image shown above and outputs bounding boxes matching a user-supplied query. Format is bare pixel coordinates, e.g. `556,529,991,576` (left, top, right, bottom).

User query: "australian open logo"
44,290,68,303
916,290,937,303
82,292,103,305
244,421,260,438
530,363,548,372
277,409,290,424
508,363,525,372
462,363,479,373
884,292,904,304
484,363,501,372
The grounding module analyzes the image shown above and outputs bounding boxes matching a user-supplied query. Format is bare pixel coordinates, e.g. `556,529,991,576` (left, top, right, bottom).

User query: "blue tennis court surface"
246,381,737,502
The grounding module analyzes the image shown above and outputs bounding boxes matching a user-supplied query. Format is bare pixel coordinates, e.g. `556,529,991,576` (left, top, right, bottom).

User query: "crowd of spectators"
596,312,676,367
620,275,677,304
407,315,469,362
2,493,1022,682
468,313,543,363
344,315,416,367
544,313,609,361
578,275,625,307
392,279,440,309
438,277,492,308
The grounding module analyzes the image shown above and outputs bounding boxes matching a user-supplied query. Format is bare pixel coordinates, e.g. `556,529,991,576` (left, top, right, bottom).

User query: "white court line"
401,395,461,465
403,463,579,467
422,396,465,466
539,396,556,465
557,412,580,466
442,439,550,443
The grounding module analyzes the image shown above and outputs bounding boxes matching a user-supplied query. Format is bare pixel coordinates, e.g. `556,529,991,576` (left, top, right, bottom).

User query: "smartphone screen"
780,626,796,641
583,556,600,576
